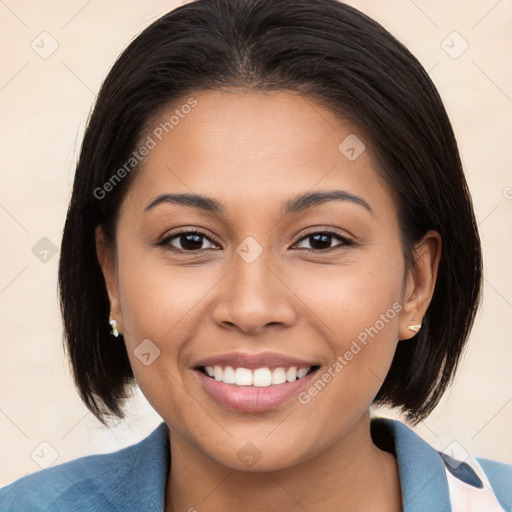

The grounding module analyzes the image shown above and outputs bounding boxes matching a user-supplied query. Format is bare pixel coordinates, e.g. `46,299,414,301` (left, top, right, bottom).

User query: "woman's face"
97,89,439,471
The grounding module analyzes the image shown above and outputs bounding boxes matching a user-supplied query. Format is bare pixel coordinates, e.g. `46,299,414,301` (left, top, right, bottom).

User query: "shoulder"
0,422,169,512
474,457,512,510
440,454,512,511
1,447,130,512
372,417,512,512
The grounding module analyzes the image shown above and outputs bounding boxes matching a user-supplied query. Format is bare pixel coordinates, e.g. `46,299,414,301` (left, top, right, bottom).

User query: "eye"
157,230,220,252
293,229,355,252
156,228,355,254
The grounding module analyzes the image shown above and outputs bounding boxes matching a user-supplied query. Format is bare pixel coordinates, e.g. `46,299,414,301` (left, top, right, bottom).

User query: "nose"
211,240,297,335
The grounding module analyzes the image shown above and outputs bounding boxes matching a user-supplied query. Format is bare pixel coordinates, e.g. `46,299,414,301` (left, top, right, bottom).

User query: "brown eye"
293,230,354,252
158,230,220,252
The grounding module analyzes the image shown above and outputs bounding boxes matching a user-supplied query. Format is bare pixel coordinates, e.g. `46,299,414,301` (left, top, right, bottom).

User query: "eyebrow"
143,190,373,216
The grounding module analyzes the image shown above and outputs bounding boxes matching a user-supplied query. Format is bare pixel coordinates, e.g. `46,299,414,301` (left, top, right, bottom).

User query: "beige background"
0,0,511,486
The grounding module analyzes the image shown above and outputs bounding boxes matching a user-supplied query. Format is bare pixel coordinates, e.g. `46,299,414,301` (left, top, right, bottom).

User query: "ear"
398,229,441,341
95,225,123,332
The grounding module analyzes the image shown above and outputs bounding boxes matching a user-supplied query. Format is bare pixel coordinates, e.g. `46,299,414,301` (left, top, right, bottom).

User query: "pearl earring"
408,317,422,334
109,312,119,337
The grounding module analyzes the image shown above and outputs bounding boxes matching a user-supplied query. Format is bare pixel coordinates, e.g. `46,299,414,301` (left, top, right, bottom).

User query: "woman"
1,0,510,510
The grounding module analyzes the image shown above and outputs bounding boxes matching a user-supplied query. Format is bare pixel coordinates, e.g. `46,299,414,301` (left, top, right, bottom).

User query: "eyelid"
293,228,355,251
296,227,355,243
156,226,355,253
157,228,220,248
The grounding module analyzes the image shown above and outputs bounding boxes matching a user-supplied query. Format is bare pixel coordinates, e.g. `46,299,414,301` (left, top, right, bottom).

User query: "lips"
191,351,321,412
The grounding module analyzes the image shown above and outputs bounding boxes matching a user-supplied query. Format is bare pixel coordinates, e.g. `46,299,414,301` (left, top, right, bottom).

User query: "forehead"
120,88,395,220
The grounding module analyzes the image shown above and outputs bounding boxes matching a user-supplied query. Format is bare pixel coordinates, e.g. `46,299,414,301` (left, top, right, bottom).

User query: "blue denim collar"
134,417,453,511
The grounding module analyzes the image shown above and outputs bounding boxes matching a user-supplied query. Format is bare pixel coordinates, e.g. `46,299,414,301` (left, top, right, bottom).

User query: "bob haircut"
58,0,482,426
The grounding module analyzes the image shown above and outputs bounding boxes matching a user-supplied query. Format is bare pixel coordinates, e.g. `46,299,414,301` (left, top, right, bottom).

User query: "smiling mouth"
195,365,320,387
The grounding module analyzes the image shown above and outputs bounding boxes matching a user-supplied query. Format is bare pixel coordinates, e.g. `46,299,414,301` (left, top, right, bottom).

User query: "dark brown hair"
58,0,482,425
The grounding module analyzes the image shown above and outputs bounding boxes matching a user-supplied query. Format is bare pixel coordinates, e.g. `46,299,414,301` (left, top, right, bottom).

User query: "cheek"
116,237,212,342
113,240,226,411
291,251,403,403
292,247,403,340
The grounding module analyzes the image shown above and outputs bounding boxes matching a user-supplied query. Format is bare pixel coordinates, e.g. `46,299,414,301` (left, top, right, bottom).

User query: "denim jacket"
1,417,511,511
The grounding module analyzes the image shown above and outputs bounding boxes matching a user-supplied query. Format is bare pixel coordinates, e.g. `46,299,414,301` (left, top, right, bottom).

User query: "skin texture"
96,89,441,512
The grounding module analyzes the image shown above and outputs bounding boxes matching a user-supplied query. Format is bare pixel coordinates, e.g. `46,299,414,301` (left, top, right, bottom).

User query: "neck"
165,412,402,512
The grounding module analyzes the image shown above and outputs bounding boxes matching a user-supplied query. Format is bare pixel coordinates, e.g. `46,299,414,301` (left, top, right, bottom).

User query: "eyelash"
156,228,355,254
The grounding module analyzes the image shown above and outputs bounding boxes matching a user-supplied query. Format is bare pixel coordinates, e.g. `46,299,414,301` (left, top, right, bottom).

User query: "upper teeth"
204,366,311,387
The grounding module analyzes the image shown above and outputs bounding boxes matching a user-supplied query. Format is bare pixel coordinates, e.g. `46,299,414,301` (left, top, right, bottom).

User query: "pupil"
310,234,331,250
181,234,203,251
